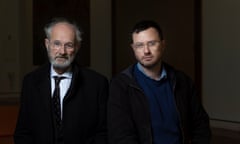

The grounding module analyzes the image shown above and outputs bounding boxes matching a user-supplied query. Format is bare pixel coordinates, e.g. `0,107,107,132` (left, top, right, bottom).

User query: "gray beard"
49,55,75,70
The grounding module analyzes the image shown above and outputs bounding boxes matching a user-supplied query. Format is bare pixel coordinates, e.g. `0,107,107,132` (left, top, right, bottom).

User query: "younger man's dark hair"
130,20,164,43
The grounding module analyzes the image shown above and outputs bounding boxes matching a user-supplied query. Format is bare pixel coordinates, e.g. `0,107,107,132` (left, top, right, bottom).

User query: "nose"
143,45,150,53
58,45,66,54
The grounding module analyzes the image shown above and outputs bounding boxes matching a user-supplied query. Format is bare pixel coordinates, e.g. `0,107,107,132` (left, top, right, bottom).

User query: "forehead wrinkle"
50,23,76,43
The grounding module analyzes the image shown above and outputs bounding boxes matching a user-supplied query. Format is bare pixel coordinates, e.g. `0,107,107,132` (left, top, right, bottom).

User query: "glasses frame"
49,39,75,51
132,40,161,49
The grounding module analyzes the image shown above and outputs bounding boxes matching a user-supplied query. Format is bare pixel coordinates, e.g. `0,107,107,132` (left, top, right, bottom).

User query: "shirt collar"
137,62,167,81
50,65,73,79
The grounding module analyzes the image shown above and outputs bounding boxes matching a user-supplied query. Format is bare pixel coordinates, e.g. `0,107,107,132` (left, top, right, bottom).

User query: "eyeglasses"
132,40,160,49
49,40,75,50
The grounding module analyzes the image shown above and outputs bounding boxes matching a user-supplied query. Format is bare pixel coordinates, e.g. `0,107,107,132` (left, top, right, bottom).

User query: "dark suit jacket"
14,63,109,144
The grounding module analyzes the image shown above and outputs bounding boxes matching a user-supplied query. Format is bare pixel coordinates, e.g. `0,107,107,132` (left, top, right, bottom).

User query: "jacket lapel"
63,63,81,102
36,64,52,116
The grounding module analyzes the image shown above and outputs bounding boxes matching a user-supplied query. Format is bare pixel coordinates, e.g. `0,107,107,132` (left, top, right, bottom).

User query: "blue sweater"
134,64,182,144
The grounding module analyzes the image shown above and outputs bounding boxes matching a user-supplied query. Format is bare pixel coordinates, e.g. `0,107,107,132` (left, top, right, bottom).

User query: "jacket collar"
36,62,82,103
121,62,177,87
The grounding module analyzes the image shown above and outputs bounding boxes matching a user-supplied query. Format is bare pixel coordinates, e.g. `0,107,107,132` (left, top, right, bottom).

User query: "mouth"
143,56,153,61
55,56,68,61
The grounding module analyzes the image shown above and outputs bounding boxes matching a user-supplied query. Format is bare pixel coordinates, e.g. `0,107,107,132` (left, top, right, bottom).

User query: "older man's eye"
65,43,74,49
53,41,61,47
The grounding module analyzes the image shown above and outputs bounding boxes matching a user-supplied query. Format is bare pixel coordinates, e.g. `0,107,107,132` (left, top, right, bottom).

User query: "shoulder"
111,73,131,85
164,62,194,86
110,65,136,89
80,68,107,81
175,70,194,87
165,63,192,79
23,64,49,82
75,68,109,87
165,65,195,94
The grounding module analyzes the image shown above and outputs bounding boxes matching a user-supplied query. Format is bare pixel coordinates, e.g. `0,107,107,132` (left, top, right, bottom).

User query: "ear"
45,38,50,50
161,40,166,51
75,42,81,52
130,43,135,50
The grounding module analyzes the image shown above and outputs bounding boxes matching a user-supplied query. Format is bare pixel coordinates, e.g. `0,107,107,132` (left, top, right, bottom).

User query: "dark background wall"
202,0,240,130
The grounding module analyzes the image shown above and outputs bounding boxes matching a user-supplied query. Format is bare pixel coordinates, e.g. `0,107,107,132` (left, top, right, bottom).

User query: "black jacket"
108,63,211,144
14,63,108,144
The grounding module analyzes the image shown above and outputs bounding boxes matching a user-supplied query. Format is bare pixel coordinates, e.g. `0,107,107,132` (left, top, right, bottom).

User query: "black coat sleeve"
190,84,211,144
175,72,211,144
14,76,33,144
94,77,109,144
